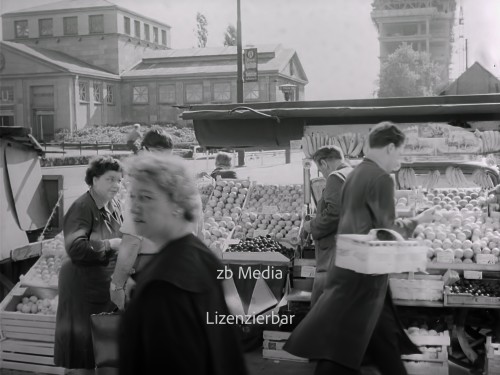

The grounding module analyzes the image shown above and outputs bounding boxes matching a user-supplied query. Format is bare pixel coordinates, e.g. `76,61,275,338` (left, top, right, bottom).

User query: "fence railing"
40,141,196,155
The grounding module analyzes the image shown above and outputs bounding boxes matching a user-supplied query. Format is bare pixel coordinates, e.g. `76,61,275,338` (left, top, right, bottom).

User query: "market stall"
0,126,64,374
182,93,500,373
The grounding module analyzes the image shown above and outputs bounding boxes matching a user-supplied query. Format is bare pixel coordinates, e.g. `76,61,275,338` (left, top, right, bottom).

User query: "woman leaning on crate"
54,155,123,373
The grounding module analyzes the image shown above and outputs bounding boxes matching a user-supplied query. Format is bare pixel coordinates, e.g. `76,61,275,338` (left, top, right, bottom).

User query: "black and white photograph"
0,0,500,374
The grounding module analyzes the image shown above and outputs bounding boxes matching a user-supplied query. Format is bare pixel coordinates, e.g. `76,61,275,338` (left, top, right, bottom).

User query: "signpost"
244,47,258,82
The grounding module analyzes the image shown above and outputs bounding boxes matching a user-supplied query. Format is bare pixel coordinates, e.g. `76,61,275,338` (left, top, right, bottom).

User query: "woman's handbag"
90,310,121,368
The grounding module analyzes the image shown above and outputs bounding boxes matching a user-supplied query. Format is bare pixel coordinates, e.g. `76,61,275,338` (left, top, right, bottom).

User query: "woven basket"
335,229,428,274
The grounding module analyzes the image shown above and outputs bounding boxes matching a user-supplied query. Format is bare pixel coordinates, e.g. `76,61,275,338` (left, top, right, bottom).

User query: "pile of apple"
245,184,303,213
202,216,235,253
41,233,66,257
23,255,63,287
414,193,500,264
424,188,489,209
15,295,58,315
203,179,250,222
406,326,441,337
232,212,302,245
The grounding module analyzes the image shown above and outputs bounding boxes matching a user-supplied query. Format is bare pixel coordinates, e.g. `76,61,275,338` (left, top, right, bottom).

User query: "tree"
196,12,208,48
378,43,444,97
223,24,237,46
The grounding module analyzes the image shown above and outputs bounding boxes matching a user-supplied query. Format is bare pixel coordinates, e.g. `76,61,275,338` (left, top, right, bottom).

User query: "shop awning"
181,94,500,148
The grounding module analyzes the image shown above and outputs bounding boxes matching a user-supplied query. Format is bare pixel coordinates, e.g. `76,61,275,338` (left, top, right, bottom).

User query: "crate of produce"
245,183,303,214
262,331,308,363
20,254,64,289
401,345,447,362
405,328,451,346
335,230,427,274
0,284,58,342
403,360,448,375
293,258,316,278
486,336,500,374
0,339,64,375
444,279,500,307
222,236,294,264
389,274,444,301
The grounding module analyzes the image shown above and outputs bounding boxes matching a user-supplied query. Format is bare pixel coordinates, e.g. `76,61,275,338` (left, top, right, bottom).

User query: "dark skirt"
54,258,116,369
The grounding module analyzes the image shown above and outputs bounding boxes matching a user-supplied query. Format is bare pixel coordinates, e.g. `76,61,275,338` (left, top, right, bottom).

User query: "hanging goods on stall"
301,133,364,159
472,169,495,189
477,130,500,153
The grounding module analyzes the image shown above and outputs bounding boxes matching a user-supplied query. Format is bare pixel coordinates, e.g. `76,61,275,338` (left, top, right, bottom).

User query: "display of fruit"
22,255,63,287
202,217,235,252
301,132,364,159
245,184,303,213
399,168,417,190
477,130,500,153
203,179,250,221
421,170,440,191
406,326,441,337
227,236,295,259
472,169,495,189
15,295,58,315
448,279,500,297
41,233,66,257
232,212,302,244
445,166,469,187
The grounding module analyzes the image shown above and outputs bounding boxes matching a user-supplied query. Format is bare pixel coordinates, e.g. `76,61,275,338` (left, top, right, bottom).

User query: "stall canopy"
181,94,500,148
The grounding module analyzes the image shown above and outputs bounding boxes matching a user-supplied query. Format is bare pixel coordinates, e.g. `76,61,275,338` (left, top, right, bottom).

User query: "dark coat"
211,168,238,180
285,158,420,370
309,164,352,305
119,234,248,375
54,191,122,369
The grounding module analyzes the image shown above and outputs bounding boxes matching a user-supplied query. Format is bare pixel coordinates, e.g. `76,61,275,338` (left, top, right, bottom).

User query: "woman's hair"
85,155,123,186
141,127,173,150
368,122,406,149
215,152,233,168
312,146,344,164
125,153,201,222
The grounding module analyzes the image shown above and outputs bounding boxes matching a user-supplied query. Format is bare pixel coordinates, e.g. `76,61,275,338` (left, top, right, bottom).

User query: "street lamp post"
236,0,245,166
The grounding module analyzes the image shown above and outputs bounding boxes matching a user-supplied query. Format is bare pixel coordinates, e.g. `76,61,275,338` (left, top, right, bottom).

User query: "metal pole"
465,38,468,70
236,0,245,167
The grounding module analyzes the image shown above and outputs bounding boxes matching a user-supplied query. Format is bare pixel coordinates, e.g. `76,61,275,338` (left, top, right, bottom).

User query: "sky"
1,0,499,100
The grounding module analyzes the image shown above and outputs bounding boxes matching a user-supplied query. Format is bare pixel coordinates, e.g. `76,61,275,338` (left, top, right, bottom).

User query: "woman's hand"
415,206,436,225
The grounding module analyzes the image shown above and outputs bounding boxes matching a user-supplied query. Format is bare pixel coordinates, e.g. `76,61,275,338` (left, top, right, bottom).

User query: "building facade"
371,0,456,82
0,0,308,141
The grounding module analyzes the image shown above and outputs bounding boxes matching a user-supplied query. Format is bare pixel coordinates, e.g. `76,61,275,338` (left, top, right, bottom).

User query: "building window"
212,82,231,102
289,61,295,76
0,87,14,102
159,84,176,103
144,24,150,41
134,20,140,38
93,83,102,103
63,16,78,35
106,84,114,104
133,86,149,104
15,20,29,38
79,82,89,102
89,15,104,34
153,27,158,43
244,82,260,100
161,30,167,46
185,83,203,103
124,17,130,35
39,18,53,37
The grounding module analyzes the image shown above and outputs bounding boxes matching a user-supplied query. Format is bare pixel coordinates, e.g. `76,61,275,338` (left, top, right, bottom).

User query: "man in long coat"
305,146,352,305
285,122,435,374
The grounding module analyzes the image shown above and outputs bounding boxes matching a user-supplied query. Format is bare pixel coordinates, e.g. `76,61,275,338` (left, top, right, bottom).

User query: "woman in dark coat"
119,153,247,375
210,151,238,180
54,156,123,372
285,123,435,374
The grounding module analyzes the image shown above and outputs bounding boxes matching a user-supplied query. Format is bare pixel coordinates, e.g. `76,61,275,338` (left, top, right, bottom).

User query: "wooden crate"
444,287,500,308
0,285,57,342
486,336,500,375
293,258,316,278
403,360,448,375
0,339,64,375
406,330,451,347
389,274,444,301
262,330,308,363
401,345,447,362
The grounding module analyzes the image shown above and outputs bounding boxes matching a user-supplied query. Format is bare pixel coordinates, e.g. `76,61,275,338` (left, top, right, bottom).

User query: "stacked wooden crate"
0,283,63,374
262,330,308,363
402,329,450,375
486,336,500,375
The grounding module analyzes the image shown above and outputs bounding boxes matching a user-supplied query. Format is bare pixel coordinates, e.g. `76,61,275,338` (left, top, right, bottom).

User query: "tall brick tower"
371,0,456,82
